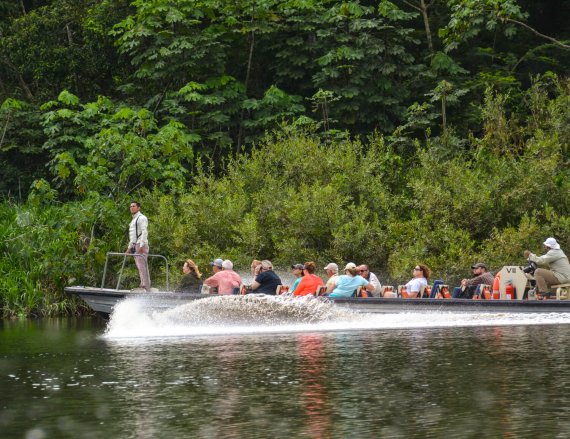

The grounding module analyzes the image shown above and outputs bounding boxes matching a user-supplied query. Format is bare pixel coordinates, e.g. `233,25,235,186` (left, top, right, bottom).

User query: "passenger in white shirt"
404,264,430,298
356,265,382,296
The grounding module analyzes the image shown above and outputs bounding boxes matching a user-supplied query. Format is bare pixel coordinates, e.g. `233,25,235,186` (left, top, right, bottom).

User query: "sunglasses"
413,267,421,271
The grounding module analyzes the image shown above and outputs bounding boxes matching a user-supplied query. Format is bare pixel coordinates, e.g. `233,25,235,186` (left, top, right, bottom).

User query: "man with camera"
127,201,150,291
524,238,570,296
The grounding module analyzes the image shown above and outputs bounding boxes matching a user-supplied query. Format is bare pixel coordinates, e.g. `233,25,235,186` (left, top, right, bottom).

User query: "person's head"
471,262,488,275
344,262,357,277
129,201,141,215
251,259,262,275
210,258,223,272
260,260,273,272
291,263,304,278
303,261,317,275
356,264,370,279
183,259,201,278
413,263,431,280
222,259,234,271
324,262,338,277
543,237,561,251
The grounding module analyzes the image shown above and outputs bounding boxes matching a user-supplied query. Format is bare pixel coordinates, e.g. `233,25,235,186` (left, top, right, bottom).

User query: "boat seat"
380,286,396,298
398,285,418,299
276,285,290,295
552,283,570,300
315,285,327,296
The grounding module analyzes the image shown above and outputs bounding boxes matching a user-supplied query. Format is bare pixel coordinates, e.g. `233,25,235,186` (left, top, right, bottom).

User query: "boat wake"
103,295,570,339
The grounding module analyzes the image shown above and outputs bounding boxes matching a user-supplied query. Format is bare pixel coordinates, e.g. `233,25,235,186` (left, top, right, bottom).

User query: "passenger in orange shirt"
294,261,324,296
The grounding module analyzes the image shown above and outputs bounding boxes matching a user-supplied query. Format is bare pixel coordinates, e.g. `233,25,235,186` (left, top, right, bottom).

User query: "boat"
65,253,570,318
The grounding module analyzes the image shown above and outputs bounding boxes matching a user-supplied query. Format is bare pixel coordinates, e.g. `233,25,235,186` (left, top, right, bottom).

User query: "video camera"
522,260,537,275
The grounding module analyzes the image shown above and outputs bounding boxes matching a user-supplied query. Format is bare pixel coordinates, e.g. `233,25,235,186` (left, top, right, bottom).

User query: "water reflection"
298,334,330,438
2,318,570,438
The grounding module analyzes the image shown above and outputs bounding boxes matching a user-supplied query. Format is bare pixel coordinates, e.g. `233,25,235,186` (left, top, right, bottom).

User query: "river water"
2,296,570,438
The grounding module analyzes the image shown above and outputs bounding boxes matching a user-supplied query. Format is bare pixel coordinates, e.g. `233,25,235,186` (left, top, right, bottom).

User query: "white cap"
324,262,339,272
344,262,356,271
222,259,233,270
543,237,560,250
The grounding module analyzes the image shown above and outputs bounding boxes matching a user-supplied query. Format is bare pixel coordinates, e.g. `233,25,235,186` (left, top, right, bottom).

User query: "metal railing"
101,252,169,291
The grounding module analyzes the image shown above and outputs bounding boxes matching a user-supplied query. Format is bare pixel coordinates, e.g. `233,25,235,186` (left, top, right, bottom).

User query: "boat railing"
101,252,169,291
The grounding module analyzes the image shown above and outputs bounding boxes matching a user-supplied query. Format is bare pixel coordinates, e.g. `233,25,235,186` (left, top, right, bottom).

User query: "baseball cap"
324,262,339,271
344,262,356,271
291,263,304,270
471,262,487,270
222,259,233,270
209,258,223,267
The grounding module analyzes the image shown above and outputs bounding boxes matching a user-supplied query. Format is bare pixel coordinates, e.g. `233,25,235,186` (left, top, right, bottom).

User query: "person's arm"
408,279,421,293
369,273,381,290
326,278,337,293
204,273,218,287
137,215,149,247
528,251,557,266
251,272,263,290
364,280,374,292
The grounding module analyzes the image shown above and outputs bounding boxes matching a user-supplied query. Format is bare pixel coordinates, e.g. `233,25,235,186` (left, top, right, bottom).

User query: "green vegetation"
1,1,569,317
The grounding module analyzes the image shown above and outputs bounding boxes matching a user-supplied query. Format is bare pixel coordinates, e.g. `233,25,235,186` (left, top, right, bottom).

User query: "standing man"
356,264,382,296
127,201,150,291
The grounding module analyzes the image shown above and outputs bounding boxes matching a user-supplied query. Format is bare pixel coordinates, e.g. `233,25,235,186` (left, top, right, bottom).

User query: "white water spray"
103,295,570,339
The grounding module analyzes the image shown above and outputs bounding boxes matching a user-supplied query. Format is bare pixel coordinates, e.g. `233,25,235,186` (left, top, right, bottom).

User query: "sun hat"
324,262,339,272
543,237,560,250
344,262,356,271
209,258,223,267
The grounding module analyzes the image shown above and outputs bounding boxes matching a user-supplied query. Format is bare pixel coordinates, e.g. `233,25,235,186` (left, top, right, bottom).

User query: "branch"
402,0,421,13
506,18,570,50
1,56,34,100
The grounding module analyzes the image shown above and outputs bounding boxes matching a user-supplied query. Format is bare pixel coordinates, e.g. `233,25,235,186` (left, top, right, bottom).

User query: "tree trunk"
419,0,434,54
237,29,255,152
2,56,34,100
441,95,446,130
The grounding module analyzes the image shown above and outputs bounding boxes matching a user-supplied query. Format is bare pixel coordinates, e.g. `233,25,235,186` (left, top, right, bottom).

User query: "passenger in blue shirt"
328,262,375,298
289,263,304,294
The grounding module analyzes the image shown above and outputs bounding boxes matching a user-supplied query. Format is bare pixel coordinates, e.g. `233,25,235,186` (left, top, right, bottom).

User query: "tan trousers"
534,268,559,294
134,244,151,290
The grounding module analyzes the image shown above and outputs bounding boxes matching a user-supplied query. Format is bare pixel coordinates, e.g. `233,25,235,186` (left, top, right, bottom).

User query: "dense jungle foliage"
0,0,569,317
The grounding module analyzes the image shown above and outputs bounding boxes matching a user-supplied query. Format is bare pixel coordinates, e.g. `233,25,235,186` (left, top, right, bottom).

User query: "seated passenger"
404,264,430,298
524,237,570,296
290,264,305,295
324,263,339,291
294,261,324,296
204,259,242,295
356,265,381,296
327,263,374,298
251,260,282,295
250,259,262,277
175,259,202,293
452,262,494,298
